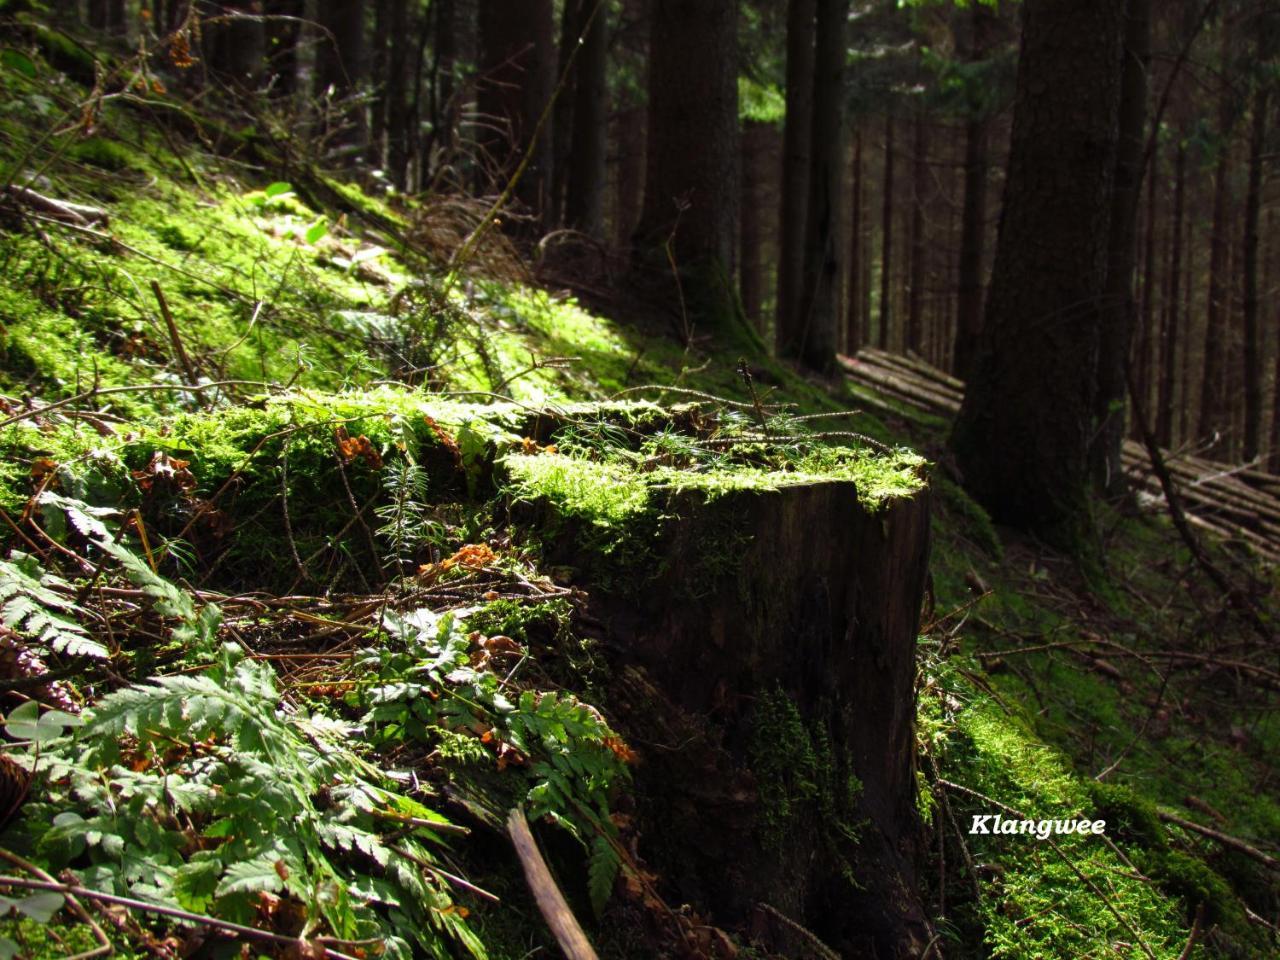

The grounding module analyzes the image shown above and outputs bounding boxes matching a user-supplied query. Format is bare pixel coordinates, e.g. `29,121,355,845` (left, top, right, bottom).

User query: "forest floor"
0,22,1276,960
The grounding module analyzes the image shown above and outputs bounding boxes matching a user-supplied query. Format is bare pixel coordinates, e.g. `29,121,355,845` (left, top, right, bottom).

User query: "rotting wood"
506,807,600,960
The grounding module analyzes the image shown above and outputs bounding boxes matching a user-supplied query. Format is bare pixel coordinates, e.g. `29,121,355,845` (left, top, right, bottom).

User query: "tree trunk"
478,0,556,231
1157,144,1182,450
1091,0,1149,494
776,0,816,355
1241,15,1273,461
1133,136,1158,436
550,0,581,227
878,113,895,351
740,121,769,330
952,1,993,379
565,0,609,236
634,0,741,334
588,482,934,958
1198,26,1236,453
1179,203,1195,444
263,0,302,97
905,107,927,357
792,0,849,372
950,0,1124,550
846,126,864,352
314,0,367,150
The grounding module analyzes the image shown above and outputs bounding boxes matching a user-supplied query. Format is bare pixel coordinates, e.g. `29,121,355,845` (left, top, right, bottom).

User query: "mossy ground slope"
0,23,1275,960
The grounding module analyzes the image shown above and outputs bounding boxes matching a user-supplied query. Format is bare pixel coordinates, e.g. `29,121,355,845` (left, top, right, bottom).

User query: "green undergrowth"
1,18,1274,960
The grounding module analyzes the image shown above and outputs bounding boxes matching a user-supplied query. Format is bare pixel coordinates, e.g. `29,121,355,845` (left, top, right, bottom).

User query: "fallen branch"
2,185,108,226
0,874,360,960
506,806,599,960
1157,810,1280,872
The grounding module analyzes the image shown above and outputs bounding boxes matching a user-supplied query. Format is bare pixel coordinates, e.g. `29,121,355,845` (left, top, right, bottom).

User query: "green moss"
1139,849,1242,928
748,688,822,850
68,136,138,171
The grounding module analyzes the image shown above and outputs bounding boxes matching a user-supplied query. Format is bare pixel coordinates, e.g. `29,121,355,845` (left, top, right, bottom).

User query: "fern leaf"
215,851,286,897
586,833,620,918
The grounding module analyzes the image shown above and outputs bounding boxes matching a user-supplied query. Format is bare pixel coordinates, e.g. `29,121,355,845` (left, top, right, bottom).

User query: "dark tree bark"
1241,13,1275,461
878,113,895,351
383,0,412,184
550,0,581,227
1158,140,1186,447
1091,0,1150,494
1198,25,1236,453
88,0,125,33
204,3,267,87
314,0,367,149
740,120,770,330
950,0,1124,550
1179,199,1195,444
263,0,303,97
478,0,556,230
953,1,994,380
846,126,864,352
776,0,816,354
905,108,928,357
1133,135,1158,435
791,0,850,371
565,0,609,236
634,0,741,333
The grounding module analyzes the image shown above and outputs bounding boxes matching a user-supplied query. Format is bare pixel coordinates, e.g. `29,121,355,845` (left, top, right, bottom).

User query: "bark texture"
587,481,933,958
634,0,740,331
950,0,1124,549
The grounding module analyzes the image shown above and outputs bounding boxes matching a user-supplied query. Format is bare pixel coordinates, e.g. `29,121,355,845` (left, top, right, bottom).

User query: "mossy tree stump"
568,478,933,955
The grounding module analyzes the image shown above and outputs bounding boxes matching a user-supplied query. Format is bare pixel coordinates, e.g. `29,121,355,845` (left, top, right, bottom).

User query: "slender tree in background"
634,0,741,331
792,0,850,371
565,0,609,236
1198,22,1236,454
1157,139,1186,448
953,0,995,378
846,126,865,351
263,0,303,97
740,120,771,328
905,106,927,357
1241,8,1275,462
776,0,816,354
951,0,1124,551
878,113,895,350
314,0,368,148
1091,0,1150,494
478,0,555,230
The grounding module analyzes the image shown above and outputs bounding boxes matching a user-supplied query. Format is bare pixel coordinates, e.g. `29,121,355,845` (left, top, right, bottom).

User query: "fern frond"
0,552,107,659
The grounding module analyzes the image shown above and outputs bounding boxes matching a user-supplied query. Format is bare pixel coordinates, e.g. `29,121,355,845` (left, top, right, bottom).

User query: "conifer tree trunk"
792,0,849,371
565,0,609,236
878,113,895,351
550,0,580,228
953,1,993,379
776,0,816,355
950,0,1124,550
478,0,555,231
263,0,302,97
1179,208,1196,445
1198,27,1235,453
1091,0,1149,494
1133,137,1158,435
906,108,927,357
740,120,769,329
314,0,367,149
1241,14,1273,462
846,126,864,352
634,0,740,332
